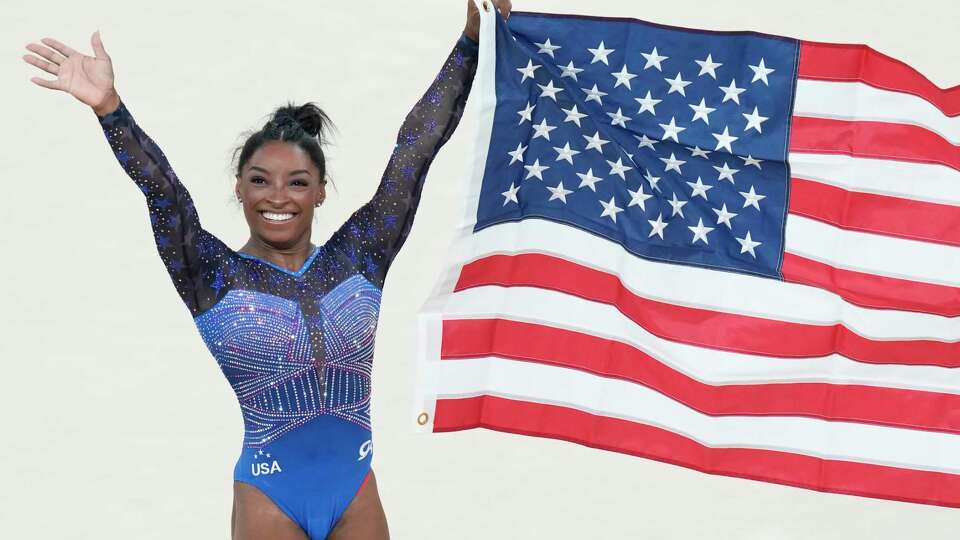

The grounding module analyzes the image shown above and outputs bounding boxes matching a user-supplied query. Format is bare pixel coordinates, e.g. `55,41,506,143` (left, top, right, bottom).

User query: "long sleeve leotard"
97,35,478,539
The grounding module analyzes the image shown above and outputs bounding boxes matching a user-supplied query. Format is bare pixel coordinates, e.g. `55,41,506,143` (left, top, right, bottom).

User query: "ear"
234,175,243,201
316,184,327,207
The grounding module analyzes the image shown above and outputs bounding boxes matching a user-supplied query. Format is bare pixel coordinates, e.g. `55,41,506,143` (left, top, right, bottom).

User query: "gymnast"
22,1,511,538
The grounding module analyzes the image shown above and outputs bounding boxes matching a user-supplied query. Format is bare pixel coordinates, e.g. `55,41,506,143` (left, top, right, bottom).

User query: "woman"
22,1,511,538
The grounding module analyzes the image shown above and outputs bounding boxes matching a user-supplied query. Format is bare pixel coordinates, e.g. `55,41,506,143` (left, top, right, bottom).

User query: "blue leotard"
97,35,478,539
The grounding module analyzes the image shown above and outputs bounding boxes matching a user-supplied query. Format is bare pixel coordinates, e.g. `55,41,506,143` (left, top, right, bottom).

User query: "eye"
250,176,266,184
291,179,309,187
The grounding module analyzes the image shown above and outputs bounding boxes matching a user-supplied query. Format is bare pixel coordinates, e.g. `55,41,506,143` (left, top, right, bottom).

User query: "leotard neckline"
236,246,322,277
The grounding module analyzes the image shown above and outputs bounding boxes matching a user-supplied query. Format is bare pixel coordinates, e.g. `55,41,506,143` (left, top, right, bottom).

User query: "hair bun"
295,104,324,138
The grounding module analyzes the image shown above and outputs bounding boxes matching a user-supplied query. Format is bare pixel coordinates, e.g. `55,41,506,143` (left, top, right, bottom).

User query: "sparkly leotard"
97,35,477,539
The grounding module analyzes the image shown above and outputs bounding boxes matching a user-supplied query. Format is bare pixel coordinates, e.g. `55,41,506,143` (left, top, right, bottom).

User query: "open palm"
23,32,117,113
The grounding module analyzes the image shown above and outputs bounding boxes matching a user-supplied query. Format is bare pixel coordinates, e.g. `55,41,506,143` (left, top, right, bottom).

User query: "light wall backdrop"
3,1,958,538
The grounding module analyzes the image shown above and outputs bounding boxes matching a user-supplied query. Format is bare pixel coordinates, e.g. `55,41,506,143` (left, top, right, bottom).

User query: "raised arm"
24,32,230,316
327,2,511,287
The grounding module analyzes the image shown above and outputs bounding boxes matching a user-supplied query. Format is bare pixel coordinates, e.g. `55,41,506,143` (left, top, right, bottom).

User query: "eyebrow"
247,166,313,177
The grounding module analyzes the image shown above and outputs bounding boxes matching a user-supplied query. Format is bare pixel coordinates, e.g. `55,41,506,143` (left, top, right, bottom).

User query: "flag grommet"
417,412,430,426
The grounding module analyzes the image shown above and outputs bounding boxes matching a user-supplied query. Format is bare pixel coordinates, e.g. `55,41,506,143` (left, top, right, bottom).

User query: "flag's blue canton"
476,14,800,278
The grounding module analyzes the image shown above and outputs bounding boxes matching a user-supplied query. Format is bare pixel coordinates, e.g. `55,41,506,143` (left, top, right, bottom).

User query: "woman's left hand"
464,0,512,42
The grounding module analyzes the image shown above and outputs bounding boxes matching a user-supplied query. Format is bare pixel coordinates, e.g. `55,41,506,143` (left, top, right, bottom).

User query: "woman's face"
235,141,326,249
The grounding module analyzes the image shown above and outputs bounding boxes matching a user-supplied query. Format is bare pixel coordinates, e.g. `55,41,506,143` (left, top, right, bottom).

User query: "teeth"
261,212,295,222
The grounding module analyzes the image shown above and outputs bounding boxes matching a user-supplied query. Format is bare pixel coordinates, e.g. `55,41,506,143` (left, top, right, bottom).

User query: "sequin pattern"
98,36,478,448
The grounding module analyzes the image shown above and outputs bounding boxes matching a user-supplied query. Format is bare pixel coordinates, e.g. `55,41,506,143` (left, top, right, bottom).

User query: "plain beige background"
3,0,959,538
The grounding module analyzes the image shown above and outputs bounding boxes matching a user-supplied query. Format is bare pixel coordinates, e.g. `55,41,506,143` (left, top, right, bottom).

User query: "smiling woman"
20,0,512,539
233,103,335,262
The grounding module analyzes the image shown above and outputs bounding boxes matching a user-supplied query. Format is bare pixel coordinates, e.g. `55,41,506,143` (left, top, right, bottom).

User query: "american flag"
416,9,960,507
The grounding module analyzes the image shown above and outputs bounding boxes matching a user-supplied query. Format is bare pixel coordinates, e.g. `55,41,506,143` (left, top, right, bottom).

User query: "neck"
239,235,316,273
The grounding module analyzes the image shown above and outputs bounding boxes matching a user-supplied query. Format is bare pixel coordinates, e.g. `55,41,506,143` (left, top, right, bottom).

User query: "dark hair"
234,102,335,184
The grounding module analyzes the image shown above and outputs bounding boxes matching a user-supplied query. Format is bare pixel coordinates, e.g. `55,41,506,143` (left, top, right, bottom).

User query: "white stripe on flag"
790,152,960,206
794,79,960,144
443,285,960,394
432,357,960,473
461,219,960,341
785,214,960,287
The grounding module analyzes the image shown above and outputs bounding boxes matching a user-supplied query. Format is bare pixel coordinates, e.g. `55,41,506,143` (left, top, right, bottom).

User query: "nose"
264,184,293,207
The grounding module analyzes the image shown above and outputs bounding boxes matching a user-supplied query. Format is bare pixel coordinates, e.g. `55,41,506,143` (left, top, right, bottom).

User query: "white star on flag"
583,131,610,153
719,79,746,104
668,192,688,218
660,152,686,174
643,169,662,192
599,196,624,222
740,185,766,210
501,183,520,205
523,159,549,180
607,108,630,128
713,203,738,229
607,157,633,180
659,116,686,142
749,58,775,85
537,80,563,101
664,72,692,96
628,185,653,210
712,126,738,152
517,102,535,124
736,231,762,257
641,46,668,70
532,118,557,141
635,91,662,116
562,104,588,127
636,134,658,150
535,38,562,58
686,176,713,200
648,213,669,238
558,61,584,81
576,168,603,191
695,53,722,78
547,180,574,203
689,98,716,125
713,162,739,183
517,60,541,83
588,41,615,65
688,218,715,245
743,106,769,133
553,142,581,164
507,143,527,165
687,146,712,159
611,65,638,90
741,155,763,169
582,84,608,105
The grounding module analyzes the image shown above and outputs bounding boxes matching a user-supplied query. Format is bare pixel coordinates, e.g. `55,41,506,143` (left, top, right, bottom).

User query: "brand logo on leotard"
251,449,283,477
358,440,372,461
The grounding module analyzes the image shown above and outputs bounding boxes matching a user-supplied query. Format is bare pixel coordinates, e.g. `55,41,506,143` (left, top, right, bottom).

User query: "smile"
260,211,296,223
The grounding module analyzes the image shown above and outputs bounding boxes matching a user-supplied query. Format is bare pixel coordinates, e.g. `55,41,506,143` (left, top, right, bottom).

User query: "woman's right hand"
23,31,120,116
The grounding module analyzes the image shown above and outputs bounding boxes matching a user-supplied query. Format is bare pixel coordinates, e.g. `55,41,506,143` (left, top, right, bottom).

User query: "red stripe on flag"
782,251,960,317
790,117,960,172
798,41,960,117
433,395,960,508
441,318,960,434
455,254,960,367
789,177,960,248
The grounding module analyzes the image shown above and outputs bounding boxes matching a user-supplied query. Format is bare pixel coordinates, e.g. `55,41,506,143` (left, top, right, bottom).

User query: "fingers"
25,42,66,65
90,31,109,59
40,37,79,58
22,53,60,76
29,77,60,90
501,0,512,19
